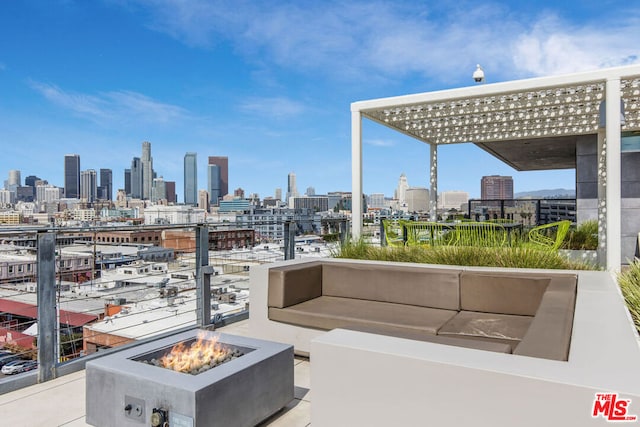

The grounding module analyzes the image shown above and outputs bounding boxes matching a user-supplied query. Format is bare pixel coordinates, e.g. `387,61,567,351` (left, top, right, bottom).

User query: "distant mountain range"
515,188,576,199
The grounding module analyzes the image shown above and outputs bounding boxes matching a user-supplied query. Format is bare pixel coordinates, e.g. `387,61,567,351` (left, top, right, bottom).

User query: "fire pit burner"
86,330,293,427
134,333,253,375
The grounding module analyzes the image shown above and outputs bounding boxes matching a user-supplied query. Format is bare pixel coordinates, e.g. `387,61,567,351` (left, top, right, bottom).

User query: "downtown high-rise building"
198,189,210,211
152,176,166,202
99,168,112,201
80,169,97,203
124,169,131,196
165,181,176,203
286,172,298,201
184,152,197,205
481,175,514,200
64,154,80,199
275,188,282,201
395,173,409,204
208,164,221,205
130,157,143,199
141,141,154,200
207,156,228,198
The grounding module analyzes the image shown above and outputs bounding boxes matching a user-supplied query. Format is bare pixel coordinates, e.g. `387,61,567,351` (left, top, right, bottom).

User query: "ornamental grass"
618,260,640,335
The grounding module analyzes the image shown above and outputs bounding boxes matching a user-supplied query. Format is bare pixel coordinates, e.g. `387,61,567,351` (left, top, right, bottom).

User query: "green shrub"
618,260,640,335
564,220,598,250
334,239,598,270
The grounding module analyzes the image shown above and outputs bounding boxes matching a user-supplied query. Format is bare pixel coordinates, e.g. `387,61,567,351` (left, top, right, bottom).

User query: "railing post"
283,221,296,260
195,226,211,328
37,231,57,383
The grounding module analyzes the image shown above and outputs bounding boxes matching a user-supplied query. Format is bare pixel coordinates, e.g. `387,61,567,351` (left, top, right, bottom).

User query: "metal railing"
0,221,334,393
466,198,576,226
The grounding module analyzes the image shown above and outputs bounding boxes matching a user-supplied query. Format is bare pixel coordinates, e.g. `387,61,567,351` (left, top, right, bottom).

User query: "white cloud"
29,81,190,125
121,1,640,82
238,96,305,119
511,14,640,76
365,138,396,147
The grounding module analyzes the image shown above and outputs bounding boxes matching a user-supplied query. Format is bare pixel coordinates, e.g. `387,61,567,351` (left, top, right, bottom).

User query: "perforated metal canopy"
352,65,640,171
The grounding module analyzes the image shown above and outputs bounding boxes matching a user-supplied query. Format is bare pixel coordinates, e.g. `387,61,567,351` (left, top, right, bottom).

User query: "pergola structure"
351,64,640,270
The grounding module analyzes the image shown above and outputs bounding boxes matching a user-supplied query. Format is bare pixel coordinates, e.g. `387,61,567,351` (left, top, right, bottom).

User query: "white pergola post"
351,109,363,239
429,143,438,220
605,78,622,271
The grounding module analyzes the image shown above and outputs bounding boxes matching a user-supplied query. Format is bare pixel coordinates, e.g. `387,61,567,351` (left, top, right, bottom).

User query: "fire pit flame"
145,332,244,375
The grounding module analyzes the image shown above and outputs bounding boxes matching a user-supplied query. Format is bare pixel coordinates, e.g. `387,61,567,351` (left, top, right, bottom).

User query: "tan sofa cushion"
268,296,457,334
322,263,461,310
437,311,534,345
514,276,577,361
460,272,551,315
268,262,323,308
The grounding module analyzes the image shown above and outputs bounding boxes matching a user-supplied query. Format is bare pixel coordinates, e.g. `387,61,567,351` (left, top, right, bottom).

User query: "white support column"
429,143,438,220
351,109,363,239
605,78,622,271
596,127,606,265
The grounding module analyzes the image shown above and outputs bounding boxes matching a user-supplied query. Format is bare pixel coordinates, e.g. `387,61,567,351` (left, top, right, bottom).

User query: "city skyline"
1,2,639,198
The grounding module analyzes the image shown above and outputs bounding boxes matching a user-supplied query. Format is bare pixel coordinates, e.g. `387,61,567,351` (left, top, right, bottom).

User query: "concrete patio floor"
0,320,312,427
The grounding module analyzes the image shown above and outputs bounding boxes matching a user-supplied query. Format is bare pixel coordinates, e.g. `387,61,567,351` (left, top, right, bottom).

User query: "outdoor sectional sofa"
257,258,577,360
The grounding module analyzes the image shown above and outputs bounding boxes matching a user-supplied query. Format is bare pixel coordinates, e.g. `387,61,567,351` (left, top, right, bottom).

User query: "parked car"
1,359,37,375
0,354,22,368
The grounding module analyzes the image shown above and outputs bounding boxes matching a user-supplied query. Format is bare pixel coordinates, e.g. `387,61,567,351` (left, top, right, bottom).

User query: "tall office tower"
306,186,315,196
141,141,154,200
481,175,514,200
207,156,228,197
99,168,113,201
80,169,97,203
234,188,245,198
124,169,131,196
25,175,41,188
395,173,409,204
184,152,197,205
198,189,210,211
64,154,80,199
165,181,177,203
6,170,21,189
286,172,298,201
275,188,282,201
207,164,221,205
152,177,166,202
130,157,143,199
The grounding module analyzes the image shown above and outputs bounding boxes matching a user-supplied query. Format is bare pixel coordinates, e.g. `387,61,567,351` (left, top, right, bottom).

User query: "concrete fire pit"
86,330,294,427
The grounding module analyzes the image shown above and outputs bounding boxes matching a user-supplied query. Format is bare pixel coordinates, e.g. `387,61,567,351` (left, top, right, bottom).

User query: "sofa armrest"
268,262,323,308
513,276,577,361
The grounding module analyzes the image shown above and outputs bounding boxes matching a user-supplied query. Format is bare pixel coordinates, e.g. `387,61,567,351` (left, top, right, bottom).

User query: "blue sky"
1,0,639,200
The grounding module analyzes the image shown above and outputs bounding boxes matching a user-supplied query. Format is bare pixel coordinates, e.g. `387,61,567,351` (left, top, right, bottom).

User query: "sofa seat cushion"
437,311,534,345
268,296,457,333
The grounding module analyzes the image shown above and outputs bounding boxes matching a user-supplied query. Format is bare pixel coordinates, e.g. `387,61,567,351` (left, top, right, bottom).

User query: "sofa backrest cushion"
268,262,323,308
322,262,461,310
460,272,552,316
